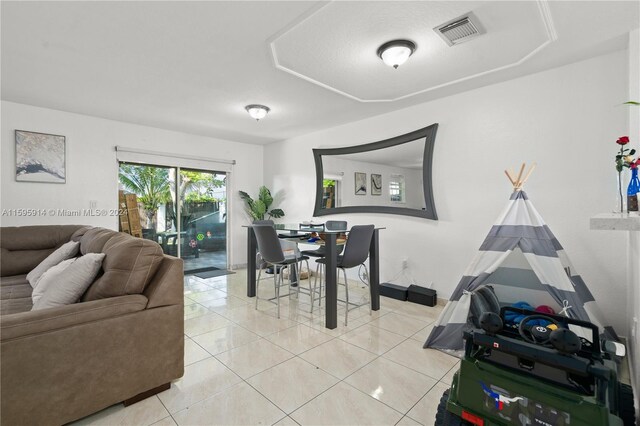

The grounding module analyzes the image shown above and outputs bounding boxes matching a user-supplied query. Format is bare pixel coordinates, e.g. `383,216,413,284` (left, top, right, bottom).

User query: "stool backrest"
253,225,285,264
326,220,347,231
340,225,374,269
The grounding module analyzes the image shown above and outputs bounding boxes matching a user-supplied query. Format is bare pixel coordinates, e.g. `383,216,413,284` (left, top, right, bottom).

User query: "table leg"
290,262,298,286
324,233,337,329
369,229,380,311
247,227,257,297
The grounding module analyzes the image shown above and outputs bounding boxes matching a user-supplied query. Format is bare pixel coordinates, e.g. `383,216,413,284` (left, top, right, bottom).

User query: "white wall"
265,50,630,334
1,101,264,267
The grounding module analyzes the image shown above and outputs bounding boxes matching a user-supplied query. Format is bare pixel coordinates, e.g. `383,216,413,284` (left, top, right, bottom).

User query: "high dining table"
245,224,383,329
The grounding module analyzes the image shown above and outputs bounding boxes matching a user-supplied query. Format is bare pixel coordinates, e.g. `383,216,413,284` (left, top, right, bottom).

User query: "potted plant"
239,186,284,221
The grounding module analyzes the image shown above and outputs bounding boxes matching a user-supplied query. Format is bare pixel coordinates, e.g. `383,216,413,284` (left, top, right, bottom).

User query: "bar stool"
301,221,347,307
253,224,308,319
312,224,374,325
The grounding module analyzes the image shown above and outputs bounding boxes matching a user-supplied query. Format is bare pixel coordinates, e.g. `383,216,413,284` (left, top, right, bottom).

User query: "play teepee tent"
425,164,616,354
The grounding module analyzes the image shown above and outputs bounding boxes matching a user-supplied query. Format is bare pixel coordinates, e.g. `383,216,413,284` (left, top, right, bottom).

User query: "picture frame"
354,172,366,195
15,130,66,183
371,174,382,195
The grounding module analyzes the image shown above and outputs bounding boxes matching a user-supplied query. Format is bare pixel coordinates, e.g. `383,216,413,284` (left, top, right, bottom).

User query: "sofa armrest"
1,295,148,341
144,255,184,309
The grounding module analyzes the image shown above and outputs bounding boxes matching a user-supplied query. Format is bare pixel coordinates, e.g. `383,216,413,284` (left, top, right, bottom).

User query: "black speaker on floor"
380,283,408,301
407,285,437,307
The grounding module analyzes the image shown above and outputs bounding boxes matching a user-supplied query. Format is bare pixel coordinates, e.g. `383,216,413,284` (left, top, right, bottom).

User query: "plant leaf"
268,209,285,219
254,200,267,220
630,149,637,155
624,101,640,106
238,190,253,202
258,186,273,210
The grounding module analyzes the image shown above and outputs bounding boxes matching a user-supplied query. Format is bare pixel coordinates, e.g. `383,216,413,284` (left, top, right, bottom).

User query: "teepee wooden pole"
504,170,516,186
515,163,526,188
505,163,536,190
521,163,537,187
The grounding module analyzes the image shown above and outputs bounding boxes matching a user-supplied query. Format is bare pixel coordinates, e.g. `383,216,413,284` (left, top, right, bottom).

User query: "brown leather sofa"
0,225,184,426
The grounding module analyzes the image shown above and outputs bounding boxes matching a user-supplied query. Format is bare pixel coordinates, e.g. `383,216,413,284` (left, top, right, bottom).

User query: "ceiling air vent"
435,13,483,47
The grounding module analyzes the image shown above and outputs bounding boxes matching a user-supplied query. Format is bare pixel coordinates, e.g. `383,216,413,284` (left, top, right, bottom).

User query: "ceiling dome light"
377,40,416,69
245,104,270,121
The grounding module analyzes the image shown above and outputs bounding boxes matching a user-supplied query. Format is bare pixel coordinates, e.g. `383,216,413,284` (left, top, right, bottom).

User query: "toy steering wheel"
518,314,561,345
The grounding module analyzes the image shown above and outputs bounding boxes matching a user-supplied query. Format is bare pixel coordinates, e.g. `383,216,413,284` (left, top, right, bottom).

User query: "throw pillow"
26,241,80,288
32,253,106,311
31,258,76,305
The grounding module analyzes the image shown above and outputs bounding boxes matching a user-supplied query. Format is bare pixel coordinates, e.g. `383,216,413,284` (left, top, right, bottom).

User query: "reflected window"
389,175,405,203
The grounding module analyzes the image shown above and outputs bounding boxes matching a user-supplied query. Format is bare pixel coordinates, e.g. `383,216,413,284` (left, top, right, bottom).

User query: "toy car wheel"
619,383,636,426
435,389,471,425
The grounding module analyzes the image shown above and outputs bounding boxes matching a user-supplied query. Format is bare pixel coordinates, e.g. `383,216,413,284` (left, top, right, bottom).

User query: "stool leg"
305,259,311,300
319,264,324,307
311,263,320,313
297,261,302,298
292,263,300,299
343,268,349,326
274,269,280,319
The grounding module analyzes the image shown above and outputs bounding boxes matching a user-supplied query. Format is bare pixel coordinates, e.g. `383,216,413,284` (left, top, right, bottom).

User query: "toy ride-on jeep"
435,306,635,426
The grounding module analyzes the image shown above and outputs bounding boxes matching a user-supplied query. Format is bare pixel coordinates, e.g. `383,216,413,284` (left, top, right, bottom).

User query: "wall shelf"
590,213,640,232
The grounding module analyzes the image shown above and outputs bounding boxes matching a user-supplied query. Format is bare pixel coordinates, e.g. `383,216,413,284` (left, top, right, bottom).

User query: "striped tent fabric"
424,190,617,355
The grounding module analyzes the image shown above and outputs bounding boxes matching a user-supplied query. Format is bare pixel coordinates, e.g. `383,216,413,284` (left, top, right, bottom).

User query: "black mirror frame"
313,123,438,220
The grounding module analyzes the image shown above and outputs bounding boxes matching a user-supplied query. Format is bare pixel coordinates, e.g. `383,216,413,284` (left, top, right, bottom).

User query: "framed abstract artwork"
15,130,66,183
355,172,366,195
371,174,382,195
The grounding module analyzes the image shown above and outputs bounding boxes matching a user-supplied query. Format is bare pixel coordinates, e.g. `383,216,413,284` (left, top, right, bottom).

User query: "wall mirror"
313,123,438,219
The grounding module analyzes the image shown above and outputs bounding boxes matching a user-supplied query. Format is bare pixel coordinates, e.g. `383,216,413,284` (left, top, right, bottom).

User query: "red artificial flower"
616,136,630,145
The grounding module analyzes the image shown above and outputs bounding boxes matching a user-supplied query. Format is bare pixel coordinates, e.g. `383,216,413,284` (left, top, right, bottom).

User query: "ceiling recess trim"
269,0,558,103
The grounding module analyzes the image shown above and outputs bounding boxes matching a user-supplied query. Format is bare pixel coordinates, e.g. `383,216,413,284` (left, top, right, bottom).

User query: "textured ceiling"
271,1,555,101
1,1,638,145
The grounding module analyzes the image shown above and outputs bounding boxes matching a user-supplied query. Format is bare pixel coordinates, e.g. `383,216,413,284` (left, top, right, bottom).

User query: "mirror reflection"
313,124,438,220
321,138,426,209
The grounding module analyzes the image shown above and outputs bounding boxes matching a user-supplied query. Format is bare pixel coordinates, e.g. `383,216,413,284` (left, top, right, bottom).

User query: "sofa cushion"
0,283,32,301
26,241,80,288
1,298,33,316
0,275,28,287
82,231,164,301
79,227,117,255
1,225,85,252
70,226,92,242
0,275,33,315
1,225,87,277
33,253,106,310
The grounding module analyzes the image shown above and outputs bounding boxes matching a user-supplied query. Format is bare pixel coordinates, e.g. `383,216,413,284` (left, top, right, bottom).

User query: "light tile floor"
73,270,453,426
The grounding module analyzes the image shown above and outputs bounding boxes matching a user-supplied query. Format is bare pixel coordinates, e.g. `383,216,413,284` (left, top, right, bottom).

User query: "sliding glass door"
118,162,227,274
177,168,227,272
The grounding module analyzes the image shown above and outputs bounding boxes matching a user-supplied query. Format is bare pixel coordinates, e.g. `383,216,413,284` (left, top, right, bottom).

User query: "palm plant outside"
119,164,225,228
119,164,171,228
